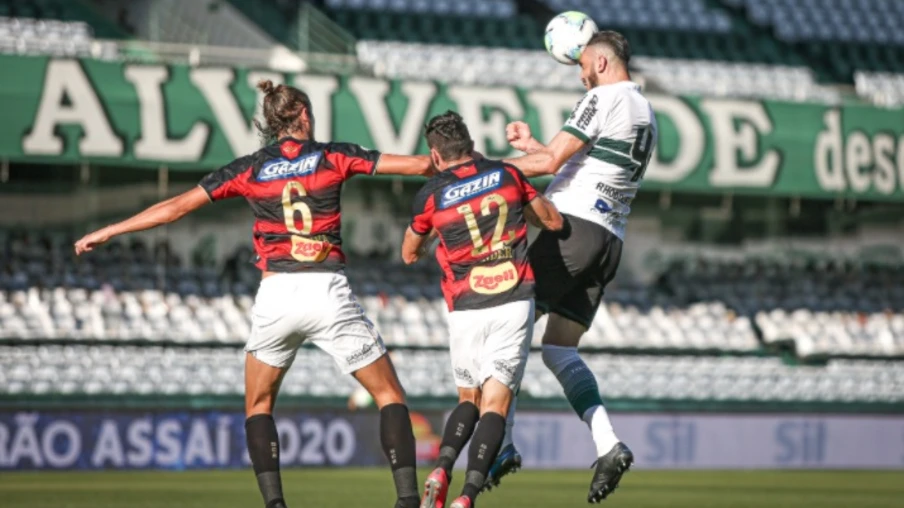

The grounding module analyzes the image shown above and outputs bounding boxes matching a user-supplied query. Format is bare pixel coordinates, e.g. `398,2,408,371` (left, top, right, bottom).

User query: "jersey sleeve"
325,142,382,179
409,184,436,236
198,155,254,201
505,164,539,204
562,90,606,143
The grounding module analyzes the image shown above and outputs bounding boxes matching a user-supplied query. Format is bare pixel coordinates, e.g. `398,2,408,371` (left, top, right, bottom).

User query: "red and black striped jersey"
199,137,380,273
410,159,539,311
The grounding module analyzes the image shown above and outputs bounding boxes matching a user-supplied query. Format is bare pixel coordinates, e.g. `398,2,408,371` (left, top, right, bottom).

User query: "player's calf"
246,414,287,508
437,399,480,476
482,396,521,493
353,355,420,508
244,353,290,508
459,411,506,505
454,379,512,506
421,399,479,508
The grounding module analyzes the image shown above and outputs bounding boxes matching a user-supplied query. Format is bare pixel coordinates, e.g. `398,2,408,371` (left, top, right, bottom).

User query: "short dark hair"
588,30,631,66
424,110,473,161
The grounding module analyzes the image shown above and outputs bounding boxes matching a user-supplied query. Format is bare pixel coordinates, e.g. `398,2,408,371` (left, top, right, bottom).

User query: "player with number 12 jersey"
402,111,562,508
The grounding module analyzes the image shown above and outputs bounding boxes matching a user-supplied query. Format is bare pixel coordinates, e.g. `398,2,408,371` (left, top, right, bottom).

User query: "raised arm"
503,121,586,177
524,195,564,231
74,186,210,255
374,154,433,177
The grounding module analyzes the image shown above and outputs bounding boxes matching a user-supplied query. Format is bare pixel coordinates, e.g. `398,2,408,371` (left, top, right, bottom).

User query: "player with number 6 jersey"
402,111,562,508
74,81,432,508
484,30,659,503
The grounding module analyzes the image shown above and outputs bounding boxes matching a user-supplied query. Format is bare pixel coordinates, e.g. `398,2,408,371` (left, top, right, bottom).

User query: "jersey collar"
441,159,476,173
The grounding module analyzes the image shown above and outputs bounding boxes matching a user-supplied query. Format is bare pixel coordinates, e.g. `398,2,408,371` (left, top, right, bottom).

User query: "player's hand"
506,121,534,152
74,228,112,255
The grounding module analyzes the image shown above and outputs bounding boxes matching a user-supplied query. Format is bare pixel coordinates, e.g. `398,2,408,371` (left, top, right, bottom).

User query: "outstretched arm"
524,195,564,231
374,154,434,177
401,227,433,265
503,121,586,178
74,186,210,255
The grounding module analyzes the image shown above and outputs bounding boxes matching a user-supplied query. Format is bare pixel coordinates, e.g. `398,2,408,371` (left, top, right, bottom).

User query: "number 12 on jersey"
456,193,514,257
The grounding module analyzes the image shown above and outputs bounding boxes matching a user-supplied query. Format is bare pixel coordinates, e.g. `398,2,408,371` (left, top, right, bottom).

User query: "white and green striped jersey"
545,81,657,239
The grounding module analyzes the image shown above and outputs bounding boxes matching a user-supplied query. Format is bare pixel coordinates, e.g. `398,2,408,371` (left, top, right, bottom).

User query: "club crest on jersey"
258,152,322,182
439,169,503,209
468,261,518,295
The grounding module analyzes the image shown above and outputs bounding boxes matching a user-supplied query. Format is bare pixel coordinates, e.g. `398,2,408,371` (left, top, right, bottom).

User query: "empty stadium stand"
0,16,118,59
3,345,902,404
854,70,904,107
3,230,903,360
356,38,843,101
723,0,904,80
0,0,126,38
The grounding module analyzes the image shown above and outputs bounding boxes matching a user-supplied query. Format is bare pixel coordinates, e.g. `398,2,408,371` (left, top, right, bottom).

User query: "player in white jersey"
485,31,658,503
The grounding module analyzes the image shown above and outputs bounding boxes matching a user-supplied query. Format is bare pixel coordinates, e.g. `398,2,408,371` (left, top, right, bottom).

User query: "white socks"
582,405,619,457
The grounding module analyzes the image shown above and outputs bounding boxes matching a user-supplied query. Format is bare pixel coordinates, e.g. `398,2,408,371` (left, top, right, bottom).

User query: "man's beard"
584,73,599,89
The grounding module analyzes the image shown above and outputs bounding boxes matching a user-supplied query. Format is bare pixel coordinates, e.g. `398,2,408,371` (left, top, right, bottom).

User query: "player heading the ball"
486,26,659,503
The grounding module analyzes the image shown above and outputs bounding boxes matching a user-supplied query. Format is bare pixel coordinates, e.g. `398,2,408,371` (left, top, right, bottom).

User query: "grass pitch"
1,468,902,508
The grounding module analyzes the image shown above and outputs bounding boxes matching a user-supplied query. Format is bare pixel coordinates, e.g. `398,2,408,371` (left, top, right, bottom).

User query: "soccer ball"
544,11,599,65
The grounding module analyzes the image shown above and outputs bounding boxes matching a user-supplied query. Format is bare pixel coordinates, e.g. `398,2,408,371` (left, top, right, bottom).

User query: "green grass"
1,469,902,508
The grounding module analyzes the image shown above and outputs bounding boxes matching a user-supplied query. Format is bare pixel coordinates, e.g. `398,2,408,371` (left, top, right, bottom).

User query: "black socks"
246,414,285,508
462,411,506,502
380,403,419,505
437,401,480,475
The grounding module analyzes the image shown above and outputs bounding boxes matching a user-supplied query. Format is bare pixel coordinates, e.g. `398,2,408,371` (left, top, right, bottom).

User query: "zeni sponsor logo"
468,261,518,295
257,152,323,182
290,237,332,263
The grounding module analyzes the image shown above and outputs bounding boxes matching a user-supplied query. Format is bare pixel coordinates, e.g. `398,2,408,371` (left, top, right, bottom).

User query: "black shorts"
528,214,623,328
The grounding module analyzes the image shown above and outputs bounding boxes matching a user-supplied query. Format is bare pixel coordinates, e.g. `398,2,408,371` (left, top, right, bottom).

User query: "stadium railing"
110,39,362,75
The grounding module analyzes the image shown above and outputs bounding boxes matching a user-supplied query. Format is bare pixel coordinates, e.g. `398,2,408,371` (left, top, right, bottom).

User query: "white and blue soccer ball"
544,11,599,65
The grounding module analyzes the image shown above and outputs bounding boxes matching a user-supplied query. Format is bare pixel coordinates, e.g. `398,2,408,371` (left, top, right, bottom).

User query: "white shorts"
246,272,386,373
447,299,535,392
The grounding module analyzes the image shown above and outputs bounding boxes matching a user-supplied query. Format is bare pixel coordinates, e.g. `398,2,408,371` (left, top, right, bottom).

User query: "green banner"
2,55,903,200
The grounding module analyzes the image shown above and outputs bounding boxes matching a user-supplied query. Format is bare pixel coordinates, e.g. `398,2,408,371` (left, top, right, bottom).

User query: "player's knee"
244,383,279,417
480,393,511,417
542,344,579,371
479,378,513,416
458,387,481,406
245,393,276,417
351,355,408,408
368,381,407,409
541,315,586,348
365,371,407,408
